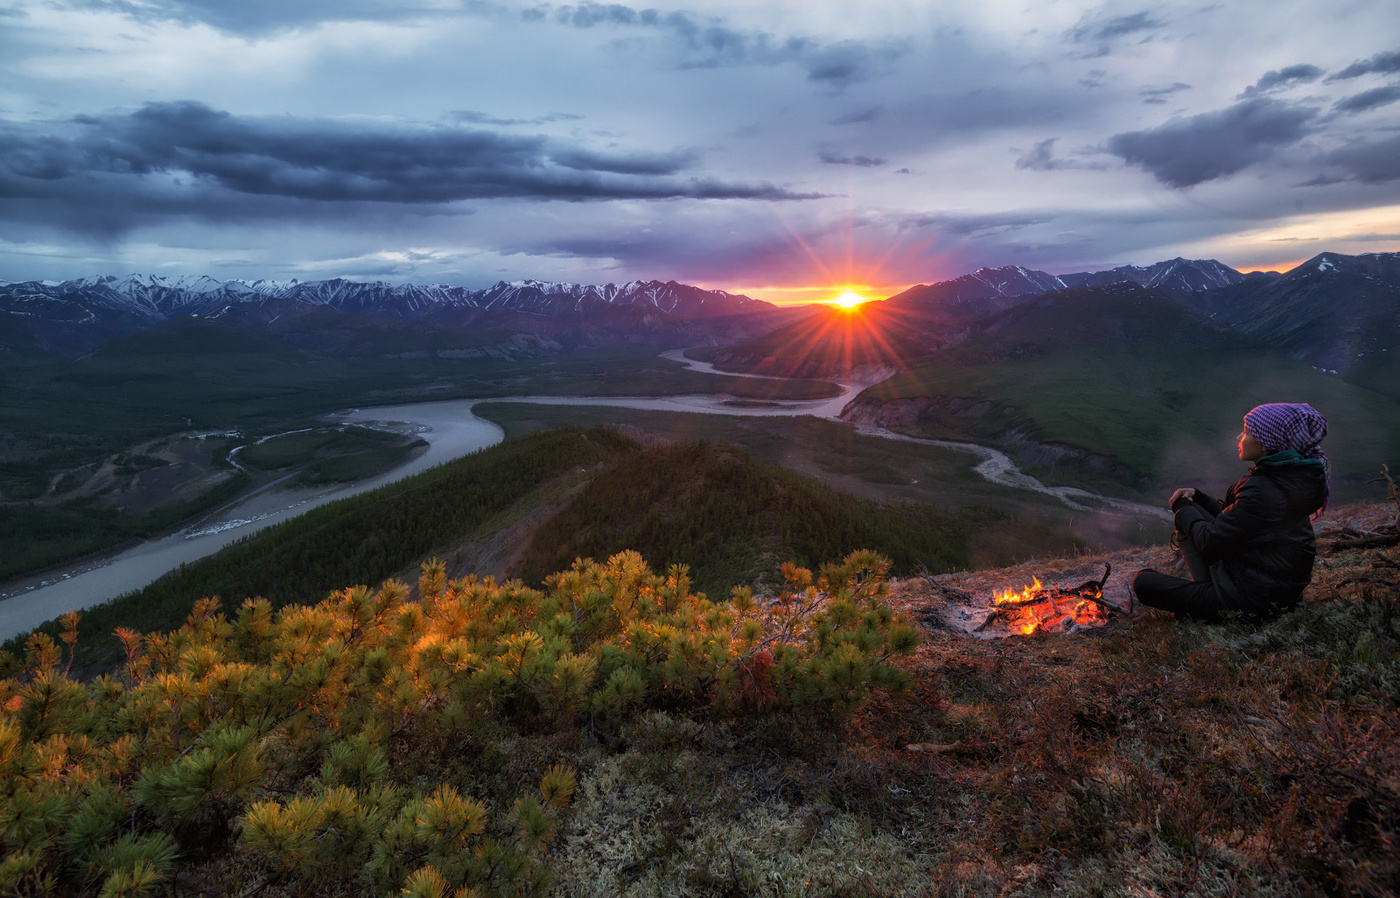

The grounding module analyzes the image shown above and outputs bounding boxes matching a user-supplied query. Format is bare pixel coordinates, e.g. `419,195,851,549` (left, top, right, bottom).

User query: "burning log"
975,564,1122,635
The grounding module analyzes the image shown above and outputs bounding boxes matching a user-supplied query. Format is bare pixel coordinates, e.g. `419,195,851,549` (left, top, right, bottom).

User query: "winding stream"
0,351,1166,640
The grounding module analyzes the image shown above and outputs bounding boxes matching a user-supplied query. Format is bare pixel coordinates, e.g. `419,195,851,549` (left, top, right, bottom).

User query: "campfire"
978,565,1119,635
912,563,1129,638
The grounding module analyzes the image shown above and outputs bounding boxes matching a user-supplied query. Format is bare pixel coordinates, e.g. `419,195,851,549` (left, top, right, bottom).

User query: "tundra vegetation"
0,549,920,897
1,420,1395,895
2,530,1396,896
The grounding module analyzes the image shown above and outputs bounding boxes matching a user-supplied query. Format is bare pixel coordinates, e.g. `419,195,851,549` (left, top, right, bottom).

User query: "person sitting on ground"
1133,402,1329,622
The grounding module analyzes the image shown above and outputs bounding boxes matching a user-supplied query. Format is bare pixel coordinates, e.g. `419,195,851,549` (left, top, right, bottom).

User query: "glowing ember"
979,565,1116,636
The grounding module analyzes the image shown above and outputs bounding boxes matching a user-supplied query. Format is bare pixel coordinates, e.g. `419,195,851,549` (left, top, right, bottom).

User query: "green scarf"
1254,449,1326,470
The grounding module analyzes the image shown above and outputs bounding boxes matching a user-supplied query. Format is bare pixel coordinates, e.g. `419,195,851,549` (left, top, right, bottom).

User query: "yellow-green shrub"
0,549,915,896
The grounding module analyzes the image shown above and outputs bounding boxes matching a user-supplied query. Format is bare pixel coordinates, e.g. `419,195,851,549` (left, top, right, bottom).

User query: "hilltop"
2,498,1394,897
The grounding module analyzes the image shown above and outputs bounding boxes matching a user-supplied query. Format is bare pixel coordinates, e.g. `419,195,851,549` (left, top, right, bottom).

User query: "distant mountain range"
1174,251,1400,384
886,257,1249,319
3,253,1397,390
0,276,777,357
3,274,768,321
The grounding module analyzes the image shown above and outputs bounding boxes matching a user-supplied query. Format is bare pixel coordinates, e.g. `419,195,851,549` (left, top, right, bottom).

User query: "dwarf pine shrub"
0,548,916,896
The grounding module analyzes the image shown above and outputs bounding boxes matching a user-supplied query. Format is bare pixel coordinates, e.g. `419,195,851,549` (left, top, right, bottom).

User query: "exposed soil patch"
448,478,594,583
44,433,240,515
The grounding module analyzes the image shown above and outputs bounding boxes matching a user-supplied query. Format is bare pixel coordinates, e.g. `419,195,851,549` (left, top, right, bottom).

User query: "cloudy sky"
1,0,1398,302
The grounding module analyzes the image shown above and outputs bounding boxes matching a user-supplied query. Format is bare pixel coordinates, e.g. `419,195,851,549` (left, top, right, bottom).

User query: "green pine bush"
0,548,916,896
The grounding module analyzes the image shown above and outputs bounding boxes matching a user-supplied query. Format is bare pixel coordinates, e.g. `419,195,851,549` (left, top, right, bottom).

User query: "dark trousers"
1133,502,1230,622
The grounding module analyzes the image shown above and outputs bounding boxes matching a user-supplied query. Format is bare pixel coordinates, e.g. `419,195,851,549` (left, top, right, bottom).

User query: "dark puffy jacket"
1175,464,1326,615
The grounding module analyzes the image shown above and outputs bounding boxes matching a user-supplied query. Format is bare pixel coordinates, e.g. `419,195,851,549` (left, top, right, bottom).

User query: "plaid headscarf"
1244,402,1329,517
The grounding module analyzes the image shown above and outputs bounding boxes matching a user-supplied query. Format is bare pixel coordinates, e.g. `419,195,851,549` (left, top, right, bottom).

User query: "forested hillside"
4,429,636,667
9,428,1055,671
514,441,1039,594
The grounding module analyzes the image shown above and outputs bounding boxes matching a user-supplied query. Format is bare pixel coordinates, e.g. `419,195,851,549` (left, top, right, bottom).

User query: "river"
0,351,1166,640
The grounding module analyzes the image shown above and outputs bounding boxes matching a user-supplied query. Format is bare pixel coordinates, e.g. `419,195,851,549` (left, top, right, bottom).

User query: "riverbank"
0,402,503,639
0,351,1169,641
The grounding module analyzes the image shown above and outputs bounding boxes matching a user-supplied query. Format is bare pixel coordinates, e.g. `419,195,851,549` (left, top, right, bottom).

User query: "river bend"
0,351,1165,640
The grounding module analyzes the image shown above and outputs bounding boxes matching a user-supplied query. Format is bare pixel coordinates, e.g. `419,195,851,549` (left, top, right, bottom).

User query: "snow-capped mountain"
1059,257,1246,294
886,265,1071,318
5,254,1395,386
1277,251,1400,286
0,274,764,324
887,257,1247,320
1173,251,1400,392
0,274,780,357
468,279,758,318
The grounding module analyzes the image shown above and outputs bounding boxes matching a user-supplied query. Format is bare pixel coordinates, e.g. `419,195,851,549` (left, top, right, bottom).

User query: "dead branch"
915,562,974,604
1335,576,1399,590
1074,590,1133,616
1326,535,1400,553
1368,462,1398,499
1047,564,1131,615
973,607,1012,633
1366,462,1400,532
1318,525,1387,539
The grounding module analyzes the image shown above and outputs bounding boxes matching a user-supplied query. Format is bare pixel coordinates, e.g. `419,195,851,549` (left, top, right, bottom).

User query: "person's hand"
1169,488,1197,510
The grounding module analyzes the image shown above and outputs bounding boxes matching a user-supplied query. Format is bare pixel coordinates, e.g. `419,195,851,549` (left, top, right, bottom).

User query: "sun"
829,290,870,310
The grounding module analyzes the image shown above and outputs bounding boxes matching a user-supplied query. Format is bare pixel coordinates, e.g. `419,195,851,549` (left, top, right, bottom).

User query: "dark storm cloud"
1139,82,1190,105
1332,84,1400,114
0,102,819,234
551,1,642,27
1318,135,1400,183
804,40,882,86
448,110,585,126
533,3,899,86
1238,64,1323,98
830,108,880,126
69,0,488,35
906,210,1054,236
1015,139,1062,170
1014,138,1108,171
1107,98,1318,188
550,145,700,175
817,151,886,167
1328,49,1400,80
1066,9,1163,52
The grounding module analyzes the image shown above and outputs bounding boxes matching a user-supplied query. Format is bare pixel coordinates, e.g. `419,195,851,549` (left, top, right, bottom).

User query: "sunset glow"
0,1,1395,290
829,290,871,309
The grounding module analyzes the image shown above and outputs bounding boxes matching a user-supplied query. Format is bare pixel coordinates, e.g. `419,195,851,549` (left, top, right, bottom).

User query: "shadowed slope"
851,283,1400,498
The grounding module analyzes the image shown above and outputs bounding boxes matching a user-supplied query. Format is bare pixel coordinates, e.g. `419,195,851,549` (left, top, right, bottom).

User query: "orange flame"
994,577,1045,606
990,577,1109,636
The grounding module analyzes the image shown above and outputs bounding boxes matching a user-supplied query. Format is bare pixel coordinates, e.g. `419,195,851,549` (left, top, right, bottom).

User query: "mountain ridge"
0,274,767,322
1178,250,1400,396
5,251,1397,373
0,275,779,357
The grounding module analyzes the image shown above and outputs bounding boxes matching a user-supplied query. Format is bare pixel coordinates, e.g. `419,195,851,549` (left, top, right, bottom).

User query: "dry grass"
544,503,1398,897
